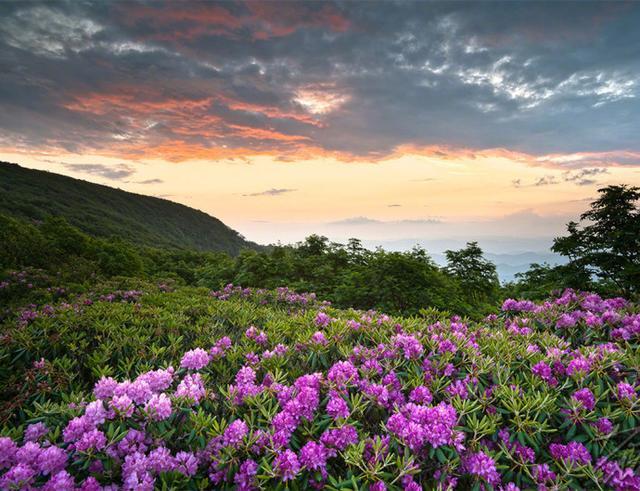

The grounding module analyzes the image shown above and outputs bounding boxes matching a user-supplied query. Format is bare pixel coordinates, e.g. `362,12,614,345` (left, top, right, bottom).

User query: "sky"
1,1,640,254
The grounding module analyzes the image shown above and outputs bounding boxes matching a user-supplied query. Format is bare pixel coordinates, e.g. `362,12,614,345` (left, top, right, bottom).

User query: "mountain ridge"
0,162,262,255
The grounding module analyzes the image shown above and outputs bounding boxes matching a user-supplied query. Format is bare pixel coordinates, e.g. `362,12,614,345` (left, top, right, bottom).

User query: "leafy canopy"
552,185,640,295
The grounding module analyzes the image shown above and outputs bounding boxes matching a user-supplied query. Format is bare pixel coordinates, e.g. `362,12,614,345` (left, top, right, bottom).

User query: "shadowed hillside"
0,162,261,255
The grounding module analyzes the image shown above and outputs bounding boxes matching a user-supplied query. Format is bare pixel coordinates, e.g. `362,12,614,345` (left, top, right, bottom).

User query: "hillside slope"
0,162,261,254
0,278,638,489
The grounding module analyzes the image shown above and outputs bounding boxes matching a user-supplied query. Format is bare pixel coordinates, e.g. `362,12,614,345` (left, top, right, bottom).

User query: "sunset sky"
1,1,639,252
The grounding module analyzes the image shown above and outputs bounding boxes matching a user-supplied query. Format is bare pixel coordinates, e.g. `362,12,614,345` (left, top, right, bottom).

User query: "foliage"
445,241,500,309
0,161,261,254
1,216,500,318
211,237,492,317
552,185,640,296
505,185,640,301
0,279,639,490
505,263,594,301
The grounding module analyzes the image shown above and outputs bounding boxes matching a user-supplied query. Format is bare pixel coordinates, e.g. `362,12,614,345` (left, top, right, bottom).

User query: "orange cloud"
62,86,312,148
114,140,262,162
218,96,323,127
121,1,350,42
64,92,213,116
22,85,640,167
245,2,350,40
227,124,309,142
393,144,640,169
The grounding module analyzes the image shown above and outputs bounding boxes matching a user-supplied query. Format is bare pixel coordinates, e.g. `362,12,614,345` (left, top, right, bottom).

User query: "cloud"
242,187,297,197
563,167,609,186
0,1,639,163
535,151,640,169
62,163,135,180
328,216,441,226
511,175,558,188
534,176,558,187
568,196,595,202
329,216,379,226
135,178,164,184
512,167,610,188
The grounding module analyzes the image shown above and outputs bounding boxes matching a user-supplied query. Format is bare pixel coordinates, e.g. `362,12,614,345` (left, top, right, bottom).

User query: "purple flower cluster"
245,325,268,345
387,402,462,451
617,381,636,400
315,311,331,327
211,284,324,309
273,449,299,481
319,425,358,454
504,289,640,345
597,458,640,491
144,393,172,421
531,361,558,386
310,330,328,346
391,333,424,359
572,387,596,411
175,373,206,404
462,451,500,486
24,422,48,442
566,356,592,377
222,419,249,448
326,392,350,419
229,366,263,404
299,441,329,477
549,441,591,465
180,348,211,370
327,360,359,388
0,437,68,489
502,298,537,312
209,336,232,359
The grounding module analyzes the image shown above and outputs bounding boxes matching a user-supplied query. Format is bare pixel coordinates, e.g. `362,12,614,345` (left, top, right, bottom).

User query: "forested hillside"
0,162,260,255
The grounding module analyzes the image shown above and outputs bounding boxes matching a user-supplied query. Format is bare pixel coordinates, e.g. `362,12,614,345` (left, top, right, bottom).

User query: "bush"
0,281,638,490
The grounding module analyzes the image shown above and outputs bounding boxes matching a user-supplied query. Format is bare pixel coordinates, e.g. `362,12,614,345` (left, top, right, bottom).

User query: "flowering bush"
0,284,639,489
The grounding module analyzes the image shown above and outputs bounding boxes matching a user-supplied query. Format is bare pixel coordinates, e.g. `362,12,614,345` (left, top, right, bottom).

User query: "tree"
0,214,46,269
505,262,592,300
297,235,329,257
552,185,640,295
445,242,500,306
96,238,143,277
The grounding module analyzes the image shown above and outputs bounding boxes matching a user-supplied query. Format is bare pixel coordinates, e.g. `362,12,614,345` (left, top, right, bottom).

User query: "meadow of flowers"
0,275,639,490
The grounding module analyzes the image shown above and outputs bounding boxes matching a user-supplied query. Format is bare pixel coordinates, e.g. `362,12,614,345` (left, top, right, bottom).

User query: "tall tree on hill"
552,185,640,295
445,242,500,306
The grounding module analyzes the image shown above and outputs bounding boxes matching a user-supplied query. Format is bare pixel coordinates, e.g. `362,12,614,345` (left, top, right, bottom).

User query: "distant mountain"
362,237,566,282
430,252,566,283
0,162,262,255
484,252,567,282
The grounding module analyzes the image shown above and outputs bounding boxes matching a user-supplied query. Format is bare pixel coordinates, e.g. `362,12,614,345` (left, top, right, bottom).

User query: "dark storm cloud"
1,1,640,163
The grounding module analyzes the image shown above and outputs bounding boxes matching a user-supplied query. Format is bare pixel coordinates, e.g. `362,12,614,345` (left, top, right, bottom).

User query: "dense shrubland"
2,185,638,320
0,213,501,318
1,183,639,489
0,277,639,490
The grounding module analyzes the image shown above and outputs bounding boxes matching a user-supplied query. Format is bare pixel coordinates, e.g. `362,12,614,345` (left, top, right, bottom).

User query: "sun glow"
294,85,350,115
